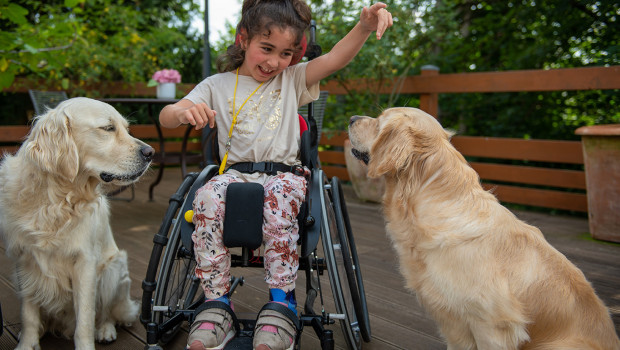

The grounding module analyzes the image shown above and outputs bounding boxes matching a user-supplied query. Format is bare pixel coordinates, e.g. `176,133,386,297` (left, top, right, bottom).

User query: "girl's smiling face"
238,27,297,82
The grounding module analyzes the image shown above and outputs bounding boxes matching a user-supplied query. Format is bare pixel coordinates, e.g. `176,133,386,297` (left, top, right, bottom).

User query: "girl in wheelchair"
159,1,392,349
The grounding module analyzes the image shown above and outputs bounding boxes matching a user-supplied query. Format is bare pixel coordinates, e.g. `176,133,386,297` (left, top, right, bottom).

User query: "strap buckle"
252,162,273,174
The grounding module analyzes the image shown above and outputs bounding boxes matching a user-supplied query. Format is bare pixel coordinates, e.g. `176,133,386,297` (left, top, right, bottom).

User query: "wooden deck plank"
2,166,619,349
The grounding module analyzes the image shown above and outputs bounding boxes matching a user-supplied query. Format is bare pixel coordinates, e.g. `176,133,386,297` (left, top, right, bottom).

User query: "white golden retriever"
348,107,620,350
0,97,153,350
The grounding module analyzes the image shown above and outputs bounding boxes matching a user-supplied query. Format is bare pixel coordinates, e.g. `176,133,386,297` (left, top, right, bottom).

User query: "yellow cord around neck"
219,68,264,174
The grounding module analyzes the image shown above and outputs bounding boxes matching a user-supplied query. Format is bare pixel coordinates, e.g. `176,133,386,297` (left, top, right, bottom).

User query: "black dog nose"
349,115,361,125
141,145,155,161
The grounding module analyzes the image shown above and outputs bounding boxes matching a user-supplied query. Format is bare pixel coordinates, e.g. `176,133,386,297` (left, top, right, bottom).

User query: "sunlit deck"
1,166,619,349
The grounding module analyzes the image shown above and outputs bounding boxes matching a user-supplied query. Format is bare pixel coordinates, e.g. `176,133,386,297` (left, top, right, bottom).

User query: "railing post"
419,65,440,118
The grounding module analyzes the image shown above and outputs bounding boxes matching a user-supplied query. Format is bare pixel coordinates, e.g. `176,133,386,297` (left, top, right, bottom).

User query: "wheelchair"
140,22,370,350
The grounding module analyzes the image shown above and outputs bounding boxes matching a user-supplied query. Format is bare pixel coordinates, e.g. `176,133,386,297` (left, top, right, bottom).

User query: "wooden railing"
451,136,586,212
3,65,619,212
316,130,588,212
0,125,203,159
0,126,30,155
0,122,348,180
319,65,618,212
321,66,619,118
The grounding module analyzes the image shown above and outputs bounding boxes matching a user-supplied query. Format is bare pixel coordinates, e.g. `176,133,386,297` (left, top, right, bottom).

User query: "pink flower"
152,69,181,83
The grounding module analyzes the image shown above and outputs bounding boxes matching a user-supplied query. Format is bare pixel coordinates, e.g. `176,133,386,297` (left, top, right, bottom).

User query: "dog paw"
15,344,41,350
96,323,117,344
15,334,41,350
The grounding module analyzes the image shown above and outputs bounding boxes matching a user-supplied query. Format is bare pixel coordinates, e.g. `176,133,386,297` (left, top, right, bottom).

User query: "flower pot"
344,139,385,203
156,83,176,99
575,124,620,243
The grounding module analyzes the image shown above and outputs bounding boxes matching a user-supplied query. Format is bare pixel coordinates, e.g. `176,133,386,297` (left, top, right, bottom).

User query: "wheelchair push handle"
305,20,322,60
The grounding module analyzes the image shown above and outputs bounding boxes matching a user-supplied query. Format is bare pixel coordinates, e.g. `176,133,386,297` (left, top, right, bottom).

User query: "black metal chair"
28,90,69,116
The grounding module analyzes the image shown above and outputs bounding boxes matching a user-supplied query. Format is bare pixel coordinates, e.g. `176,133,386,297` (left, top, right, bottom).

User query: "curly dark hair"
216,0,312,73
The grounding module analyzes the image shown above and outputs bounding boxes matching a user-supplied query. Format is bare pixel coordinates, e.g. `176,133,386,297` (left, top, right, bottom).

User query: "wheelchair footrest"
224,335,254,350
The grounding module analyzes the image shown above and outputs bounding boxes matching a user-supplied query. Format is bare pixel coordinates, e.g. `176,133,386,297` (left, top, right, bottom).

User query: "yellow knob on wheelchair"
184,210,194,223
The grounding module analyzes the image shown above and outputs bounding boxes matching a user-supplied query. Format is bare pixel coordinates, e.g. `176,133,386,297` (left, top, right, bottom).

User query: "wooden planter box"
575,124,620,243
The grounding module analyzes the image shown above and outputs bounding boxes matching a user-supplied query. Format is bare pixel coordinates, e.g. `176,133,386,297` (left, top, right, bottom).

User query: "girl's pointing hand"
360,2,394,40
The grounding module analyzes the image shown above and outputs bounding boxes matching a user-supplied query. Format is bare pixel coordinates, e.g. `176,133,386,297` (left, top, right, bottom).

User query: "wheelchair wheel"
152,214,203,343
320,172,371,349
330,176,371,342
142,166,218,345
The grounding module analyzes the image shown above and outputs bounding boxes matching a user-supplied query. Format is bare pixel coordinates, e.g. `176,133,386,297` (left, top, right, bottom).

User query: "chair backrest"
297,90,328,142
28,90,69,116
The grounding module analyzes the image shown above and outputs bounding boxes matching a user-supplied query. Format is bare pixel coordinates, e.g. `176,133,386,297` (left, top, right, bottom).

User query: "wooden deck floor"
1,166,619,349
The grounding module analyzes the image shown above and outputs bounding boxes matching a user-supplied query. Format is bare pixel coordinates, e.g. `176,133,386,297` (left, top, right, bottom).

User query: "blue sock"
207,293,230,305
269,288,297,316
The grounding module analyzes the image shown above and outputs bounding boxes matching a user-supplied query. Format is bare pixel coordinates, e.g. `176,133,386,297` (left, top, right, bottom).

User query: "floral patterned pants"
191,171,307,300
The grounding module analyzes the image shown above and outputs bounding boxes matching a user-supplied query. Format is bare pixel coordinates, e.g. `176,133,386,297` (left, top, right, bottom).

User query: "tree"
2,0,617,138
308,0,618,138
0,0,204,91
429,0,619,139
308,0,425,130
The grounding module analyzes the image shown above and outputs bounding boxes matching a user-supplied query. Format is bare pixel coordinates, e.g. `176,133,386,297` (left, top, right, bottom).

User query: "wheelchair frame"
140,165,370,349
140,20,370,350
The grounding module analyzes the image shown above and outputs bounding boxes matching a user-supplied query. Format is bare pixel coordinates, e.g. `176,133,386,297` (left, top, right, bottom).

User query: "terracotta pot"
344,139,385,203
575,124,620,243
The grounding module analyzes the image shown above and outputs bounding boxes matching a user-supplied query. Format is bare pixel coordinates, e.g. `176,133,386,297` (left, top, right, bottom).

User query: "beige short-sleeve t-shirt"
185,62,319,182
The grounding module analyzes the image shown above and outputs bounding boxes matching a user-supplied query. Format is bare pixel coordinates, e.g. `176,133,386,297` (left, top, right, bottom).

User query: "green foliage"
0,0,204,92
1,1,77,88
310,0,618,138
1,0,617,139
309,0,424,130
427,0,620,139
434,0,618,71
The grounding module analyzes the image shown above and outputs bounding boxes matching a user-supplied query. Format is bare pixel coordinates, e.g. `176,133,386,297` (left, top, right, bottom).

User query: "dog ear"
24,108,79,182
367,119,416,178
367,117,440,178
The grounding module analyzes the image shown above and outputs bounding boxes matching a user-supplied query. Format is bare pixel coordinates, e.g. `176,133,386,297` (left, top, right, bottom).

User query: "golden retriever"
348,107,620,350
0,97,153,349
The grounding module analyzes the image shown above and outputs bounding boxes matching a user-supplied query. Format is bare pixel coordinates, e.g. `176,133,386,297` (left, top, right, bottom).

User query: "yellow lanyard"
219,68,264,174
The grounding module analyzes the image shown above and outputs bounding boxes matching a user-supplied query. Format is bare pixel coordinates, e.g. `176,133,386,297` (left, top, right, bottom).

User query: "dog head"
24,97,154,185
348,107,454,179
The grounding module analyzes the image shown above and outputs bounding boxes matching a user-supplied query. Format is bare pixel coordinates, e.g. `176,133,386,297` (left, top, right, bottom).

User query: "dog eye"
101,125,116,132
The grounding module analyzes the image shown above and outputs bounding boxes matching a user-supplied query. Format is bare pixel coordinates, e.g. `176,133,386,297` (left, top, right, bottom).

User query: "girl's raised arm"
305,2,393,88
